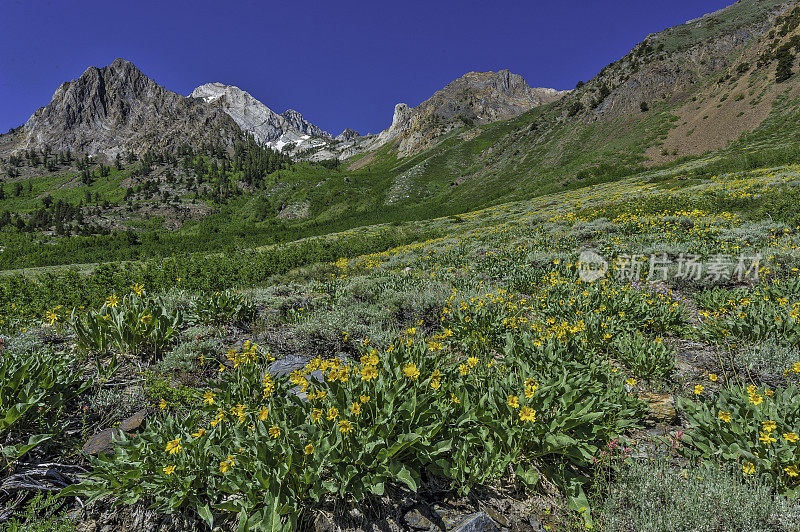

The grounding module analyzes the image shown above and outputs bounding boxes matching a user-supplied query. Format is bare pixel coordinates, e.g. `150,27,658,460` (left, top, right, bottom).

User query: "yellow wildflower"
262,374,275,397
165,438,182,455
507,395,520,409
219,455,235,473
202,390,215,405
360,352,379,366
402,363,420,380
759,431,777,445
231,403,246,423
519,407,536,423
211,409,226,427
361,365,378,381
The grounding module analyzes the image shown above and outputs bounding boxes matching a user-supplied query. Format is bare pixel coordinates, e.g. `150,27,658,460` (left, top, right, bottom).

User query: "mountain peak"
190,82,332,149
15,59,241,157
109,57,139,70
370,69,567,156
336,128,360,141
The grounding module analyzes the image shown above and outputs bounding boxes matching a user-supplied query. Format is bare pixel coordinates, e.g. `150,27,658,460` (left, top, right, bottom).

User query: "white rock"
190,83,332,151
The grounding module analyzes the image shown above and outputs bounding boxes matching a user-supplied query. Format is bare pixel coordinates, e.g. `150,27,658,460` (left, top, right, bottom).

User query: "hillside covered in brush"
1,1,800,272
5,1,800,530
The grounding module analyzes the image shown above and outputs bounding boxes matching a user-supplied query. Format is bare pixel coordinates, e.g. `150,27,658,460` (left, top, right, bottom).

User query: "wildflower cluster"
70,285,182,359
680,384,800,492
77,315,644,528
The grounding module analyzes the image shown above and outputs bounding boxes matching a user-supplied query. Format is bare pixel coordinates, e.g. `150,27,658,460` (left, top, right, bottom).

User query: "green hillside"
5,3,800,528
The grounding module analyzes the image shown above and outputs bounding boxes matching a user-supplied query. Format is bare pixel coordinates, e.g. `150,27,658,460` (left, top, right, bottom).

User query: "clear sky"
1,0,734,136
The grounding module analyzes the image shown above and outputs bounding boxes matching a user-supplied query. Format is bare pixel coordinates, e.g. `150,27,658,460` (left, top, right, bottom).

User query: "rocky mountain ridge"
1,60,564,164
189,83,331,153
379,70,567,139
2,0,793,174
365,70,568,157
0,58,243,158
304,69,568,160
560,0,794,126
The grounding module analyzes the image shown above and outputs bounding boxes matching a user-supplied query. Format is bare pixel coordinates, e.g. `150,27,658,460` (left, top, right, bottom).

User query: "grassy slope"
2,0,798,271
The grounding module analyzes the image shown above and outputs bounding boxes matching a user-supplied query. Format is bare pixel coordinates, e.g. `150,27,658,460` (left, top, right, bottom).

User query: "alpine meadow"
5,0,800,530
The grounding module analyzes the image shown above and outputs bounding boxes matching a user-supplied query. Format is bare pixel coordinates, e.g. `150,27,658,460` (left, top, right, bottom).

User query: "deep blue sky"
1,0,733,136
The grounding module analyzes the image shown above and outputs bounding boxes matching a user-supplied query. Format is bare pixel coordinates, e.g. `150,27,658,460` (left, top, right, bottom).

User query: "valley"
2,0,800,530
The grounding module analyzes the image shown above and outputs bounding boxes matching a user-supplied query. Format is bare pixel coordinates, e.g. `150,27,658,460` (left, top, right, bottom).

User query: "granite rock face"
190,82,331,152
14,58,243,158
335,128,360,141
370,70,569,156
2,62,564,164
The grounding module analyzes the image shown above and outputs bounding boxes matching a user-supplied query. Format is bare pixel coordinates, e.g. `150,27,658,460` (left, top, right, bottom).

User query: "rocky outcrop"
190,83,331,152
10,58,243,158
565,0,794,123
418,69,568,123
370,70,569,156
335,128,360,141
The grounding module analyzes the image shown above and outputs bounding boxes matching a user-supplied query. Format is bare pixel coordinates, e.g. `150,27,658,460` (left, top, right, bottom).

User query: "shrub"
73,328,645,529
70,287,182,360
612,333,675,381
599,459,795,531
568,101,585,117
0,337,89,463
679,384,800,494
736,341,800,378
143,371,197,408
192,290,256,325
776,47,795,83
0,492,76,532
159,336,220,373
